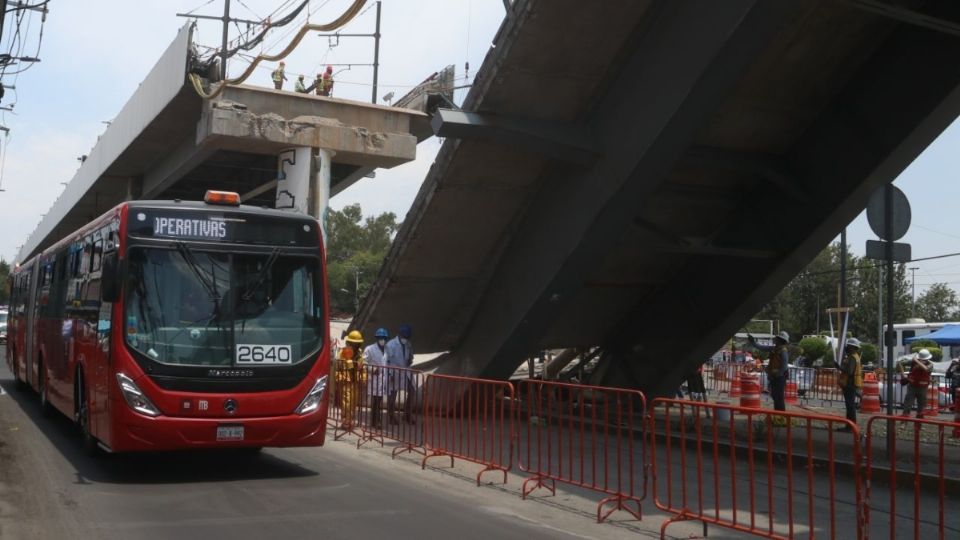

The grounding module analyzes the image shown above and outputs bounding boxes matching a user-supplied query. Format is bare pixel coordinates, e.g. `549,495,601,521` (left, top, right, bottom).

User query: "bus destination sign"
128,209,319,247
153,217,228,240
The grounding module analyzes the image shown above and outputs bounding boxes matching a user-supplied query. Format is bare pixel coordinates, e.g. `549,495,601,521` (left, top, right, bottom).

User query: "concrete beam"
683,145,809,203
142,135,218,199
431,109,598,164
439,0,805,380
198,100,419,169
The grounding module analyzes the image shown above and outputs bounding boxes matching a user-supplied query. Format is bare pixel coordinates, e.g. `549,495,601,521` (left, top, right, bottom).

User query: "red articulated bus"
6,191,331,453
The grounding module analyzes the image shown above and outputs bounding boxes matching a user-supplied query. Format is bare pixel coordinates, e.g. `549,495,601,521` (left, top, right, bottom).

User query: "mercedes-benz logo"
224,398,238,415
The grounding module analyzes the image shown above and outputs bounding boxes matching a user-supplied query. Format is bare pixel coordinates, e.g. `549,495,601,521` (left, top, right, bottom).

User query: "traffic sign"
865,239,911,262
866,185,910,241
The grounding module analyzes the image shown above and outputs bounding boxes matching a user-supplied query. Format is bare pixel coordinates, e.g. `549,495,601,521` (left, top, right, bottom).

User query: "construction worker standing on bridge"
271,61,288,90
748,331,790,411
838,338,863,427
317,65,335,97
386,324,415,424
294,74,307,93
337,330,365,429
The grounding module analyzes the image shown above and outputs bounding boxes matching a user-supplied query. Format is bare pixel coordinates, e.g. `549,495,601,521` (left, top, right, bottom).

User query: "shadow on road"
1,374,319,485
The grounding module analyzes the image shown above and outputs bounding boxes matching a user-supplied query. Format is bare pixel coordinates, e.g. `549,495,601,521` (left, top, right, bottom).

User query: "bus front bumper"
108,403,328,452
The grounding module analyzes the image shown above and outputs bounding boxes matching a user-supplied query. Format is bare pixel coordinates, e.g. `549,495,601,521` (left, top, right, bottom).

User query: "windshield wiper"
242,247,282,301
175,241,221,306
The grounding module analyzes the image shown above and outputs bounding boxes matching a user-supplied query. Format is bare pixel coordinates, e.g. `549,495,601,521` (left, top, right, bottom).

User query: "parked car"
0,308,7,343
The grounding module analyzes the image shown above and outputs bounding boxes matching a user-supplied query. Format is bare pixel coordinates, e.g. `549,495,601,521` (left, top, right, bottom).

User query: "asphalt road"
0,353,635,540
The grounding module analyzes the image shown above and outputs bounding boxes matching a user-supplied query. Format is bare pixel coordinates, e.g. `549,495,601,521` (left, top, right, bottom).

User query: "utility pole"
177,0,262,81
316,0,382,104
371,1,381,104
909,266,919,317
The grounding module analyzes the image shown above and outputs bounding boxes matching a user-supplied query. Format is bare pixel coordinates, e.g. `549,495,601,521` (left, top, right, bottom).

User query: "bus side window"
81,236,93,275
901,330,915,346
92,238,103,272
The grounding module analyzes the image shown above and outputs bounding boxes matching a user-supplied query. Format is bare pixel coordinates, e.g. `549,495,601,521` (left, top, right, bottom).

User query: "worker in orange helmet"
337,330,365,429
317,65,335,97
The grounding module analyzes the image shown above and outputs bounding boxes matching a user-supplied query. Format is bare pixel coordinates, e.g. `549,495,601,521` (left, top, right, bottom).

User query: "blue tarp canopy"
904,324,960,345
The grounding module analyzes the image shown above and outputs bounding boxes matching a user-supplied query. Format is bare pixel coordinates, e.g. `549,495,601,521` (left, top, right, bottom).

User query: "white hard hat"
917,349,933,361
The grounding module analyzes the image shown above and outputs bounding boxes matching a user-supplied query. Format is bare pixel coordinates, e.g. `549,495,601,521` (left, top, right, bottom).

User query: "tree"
915,283,958,322
756,241,912,345
325,204,398,316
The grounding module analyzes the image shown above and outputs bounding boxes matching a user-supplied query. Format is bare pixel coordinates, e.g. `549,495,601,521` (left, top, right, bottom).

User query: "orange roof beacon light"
204,190,241,206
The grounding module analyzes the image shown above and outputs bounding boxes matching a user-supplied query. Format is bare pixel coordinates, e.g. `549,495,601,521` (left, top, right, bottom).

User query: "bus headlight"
116,373,160,417
295,375,328,415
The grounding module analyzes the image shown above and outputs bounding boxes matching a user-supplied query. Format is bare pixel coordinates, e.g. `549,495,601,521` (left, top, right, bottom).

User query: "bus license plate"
216,425,244,441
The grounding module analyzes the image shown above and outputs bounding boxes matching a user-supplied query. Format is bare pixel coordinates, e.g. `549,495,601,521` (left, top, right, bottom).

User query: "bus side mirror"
101,252,120,303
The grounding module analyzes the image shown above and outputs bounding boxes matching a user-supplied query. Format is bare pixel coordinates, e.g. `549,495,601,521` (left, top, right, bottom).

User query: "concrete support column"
275,147,313,214
315,148,335,248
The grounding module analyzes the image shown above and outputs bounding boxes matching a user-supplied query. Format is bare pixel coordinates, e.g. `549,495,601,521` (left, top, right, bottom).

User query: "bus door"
24,262,40,389
83,234,113,441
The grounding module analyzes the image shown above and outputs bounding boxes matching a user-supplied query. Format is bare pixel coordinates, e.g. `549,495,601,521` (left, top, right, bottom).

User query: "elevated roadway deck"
353,0,960,396
17,23,429,263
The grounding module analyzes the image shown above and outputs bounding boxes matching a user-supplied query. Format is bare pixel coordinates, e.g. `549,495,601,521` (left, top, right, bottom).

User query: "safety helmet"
398,324,412,339
917,348,933,360
845,338,861,349
776,331,790,343
345,330,364,344
375,328,389,339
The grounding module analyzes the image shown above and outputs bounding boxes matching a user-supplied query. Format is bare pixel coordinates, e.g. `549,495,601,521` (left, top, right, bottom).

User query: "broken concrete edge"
200,104,418,169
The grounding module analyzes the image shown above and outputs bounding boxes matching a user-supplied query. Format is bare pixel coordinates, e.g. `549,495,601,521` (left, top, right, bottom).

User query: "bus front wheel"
76,369,99,457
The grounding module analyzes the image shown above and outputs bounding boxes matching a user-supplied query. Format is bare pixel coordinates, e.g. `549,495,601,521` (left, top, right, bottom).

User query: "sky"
1,1,960,302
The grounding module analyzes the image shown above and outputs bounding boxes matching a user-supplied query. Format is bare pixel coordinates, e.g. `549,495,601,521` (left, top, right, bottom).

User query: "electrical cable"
189,0,367,99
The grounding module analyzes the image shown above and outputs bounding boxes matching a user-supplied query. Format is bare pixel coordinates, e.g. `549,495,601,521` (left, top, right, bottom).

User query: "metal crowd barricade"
706,362,750,396
807,367,844,405
421,374,514,485
863,415,960,540
356,364,427,457
650,398,863,540
515,379,646,523
788,367,816,404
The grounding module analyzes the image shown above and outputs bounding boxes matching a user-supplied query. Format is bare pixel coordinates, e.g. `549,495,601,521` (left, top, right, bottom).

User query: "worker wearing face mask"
385,324,415,424
363,328,390,429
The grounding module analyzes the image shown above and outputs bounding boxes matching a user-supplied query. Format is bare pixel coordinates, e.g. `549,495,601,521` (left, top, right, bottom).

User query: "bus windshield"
124,247,323,367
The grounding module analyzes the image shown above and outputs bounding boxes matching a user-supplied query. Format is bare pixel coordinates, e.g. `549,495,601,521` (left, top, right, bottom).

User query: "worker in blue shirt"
385,324,415,424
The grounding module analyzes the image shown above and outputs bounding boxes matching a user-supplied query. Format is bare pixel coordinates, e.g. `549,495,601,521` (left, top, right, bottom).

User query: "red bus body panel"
10,201,332,452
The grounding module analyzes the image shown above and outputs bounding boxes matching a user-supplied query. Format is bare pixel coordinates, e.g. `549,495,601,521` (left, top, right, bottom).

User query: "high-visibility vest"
838,352,862,388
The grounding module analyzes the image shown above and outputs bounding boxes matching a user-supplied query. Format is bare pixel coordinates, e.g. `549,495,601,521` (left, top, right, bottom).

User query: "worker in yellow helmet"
337,330,365,430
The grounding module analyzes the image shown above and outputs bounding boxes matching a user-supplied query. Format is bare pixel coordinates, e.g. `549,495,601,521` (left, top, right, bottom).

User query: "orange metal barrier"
356,364,426,456
706,363,752,396
650,398,863,540
863,415,960,540
515,379,646,523
807,368,845,405
421,374,514,485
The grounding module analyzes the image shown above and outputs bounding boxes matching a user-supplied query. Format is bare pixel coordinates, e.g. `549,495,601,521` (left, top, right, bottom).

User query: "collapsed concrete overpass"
17,23,430,263
353,0,960,396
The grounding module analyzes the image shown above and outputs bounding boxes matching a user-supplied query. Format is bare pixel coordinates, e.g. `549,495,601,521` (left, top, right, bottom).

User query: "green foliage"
755,242,915,345
916,283,958,322
325,204,398,316
860,342,878,365
799,336,829,364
